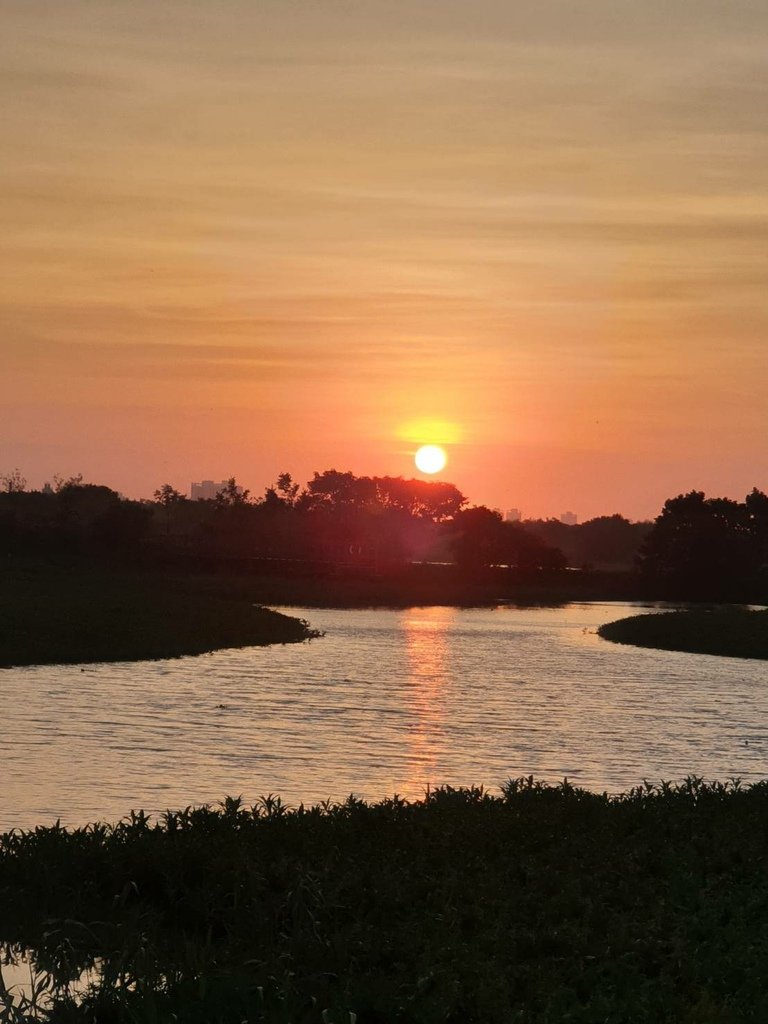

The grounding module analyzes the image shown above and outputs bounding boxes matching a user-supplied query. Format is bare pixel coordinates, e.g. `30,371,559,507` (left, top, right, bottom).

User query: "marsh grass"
3,779,768,1021
599,607,768,660
0,567,318,668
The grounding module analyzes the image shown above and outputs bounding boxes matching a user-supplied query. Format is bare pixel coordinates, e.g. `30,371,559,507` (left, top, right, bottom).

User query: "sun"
414,444,447,474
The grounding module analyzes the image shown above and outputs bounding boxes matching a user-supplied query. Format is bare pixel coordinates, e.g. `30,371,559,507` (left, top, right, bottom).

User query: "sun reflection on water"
401,606,456,797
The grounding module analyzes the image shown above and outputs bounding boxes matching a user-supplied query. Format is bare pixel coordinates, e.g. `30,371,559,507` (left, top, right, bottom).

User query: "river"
3,602,767,830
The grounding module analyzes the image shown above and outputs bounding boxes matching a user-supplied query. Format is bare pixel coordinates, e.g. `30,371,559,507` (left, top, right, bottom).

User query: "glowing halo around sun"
414,444,447,474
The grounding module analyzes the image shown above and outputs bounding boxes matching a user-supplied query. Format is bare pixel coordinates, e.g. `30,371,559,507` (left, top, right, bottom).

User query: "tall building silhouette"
191,480,230,501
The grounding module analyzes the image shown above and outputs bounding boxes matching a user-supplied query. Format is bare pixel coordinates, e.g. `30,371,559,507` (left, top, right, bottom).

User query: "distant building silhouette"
191,479,235,501
559,511,578,526
504,508,522,523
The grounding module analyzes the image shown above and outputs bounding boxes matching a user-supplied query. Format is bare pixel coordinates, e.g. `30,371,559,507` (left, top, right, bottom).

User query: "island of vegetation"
595,488,768,659
599,606,768,660
3,778,768,1022
0,567,317,668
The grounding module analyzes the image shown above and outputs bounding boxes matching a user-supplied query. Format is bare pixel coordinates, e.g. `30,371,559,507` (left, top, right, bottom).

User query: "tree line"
3,468,766,597
637,489,768,600
0,469,561,573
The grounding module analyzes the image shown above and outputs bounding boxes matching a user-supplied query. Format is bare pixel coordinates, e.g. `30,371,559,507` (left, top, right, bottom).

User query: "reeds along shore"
3,778,768,1022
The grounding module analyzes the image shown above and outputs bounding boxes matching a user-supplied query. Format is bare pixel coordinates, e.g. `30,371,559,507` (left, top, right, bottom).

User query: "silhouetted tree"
578,515,650,569
525,514,650,569
509,523,568,572
376,476,466,522
638,491,756,598
746,488,768,573
58,483,121,519
1,469,26,493
215,478,250,507
154,484,185,506
450,507,566,571
153,484,186,538
450,507,507,568
53,473,84,493
298,470,376,514
261,472,301,512
276,472,300,506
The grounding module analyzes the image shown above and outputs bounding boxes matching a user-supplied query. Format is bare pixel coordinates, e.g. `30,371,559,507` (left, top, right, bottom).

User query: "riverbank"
0,566,318,668
193,560,643,607
2,779,768,1021
0,559,645,669
598,606,768,660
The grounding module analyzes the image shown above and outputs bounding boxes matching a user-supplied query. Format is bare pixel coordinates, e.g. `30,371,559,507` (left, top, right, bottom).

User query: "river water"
3,602,767,831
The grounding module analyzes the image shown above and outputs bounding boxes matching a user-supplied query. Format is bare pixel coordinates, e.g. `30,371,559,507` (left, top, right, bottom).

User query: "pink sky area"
2,1,767,521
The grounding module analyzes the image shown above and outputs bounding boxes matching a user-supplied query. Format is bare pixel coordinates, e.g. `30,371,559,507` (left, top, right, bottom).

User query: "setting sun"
414,445,447,475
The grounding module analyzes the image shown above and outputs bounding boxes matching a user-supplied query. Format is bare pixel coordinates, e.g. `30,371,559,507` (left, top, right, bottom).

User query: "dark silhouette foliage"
5,780,768,1022
0,467,573,576
215,477,250,507
638,489,768,599
91,501,153,552
6,470,766,598
264,471,299,508
451,506,566,571
0,468,26,493
526,513,651,570
153,484,185,506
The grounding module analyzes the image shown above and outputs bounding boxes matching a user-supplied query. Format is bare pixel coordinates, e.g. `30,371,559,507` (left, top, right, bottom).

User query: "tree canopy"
638,489,768,599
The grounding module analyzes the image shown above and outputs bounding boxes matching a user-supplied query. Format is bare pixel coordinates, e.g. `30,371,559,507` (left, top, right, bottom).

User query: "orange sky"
2,1,767,520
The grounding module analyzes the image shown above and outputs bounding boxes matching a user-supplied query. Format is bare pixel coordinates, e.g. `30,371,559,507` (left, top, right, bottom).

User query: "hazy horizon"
12,462,768,527
3,1,767,521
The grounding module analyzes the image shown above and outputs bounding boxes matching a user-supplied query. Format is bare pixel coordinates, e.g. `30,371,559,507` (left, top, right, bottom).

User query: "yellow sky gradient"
2,0,767,519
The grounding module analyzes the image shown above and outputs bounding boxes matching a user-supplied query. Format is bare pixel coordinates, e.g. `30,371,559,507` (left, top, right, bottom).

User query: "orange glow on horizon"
2,2,766,522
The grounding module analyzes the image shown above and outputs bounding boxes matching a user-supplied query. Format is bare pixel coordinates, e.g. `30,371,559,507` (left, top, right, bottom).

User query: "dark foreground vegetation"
0,567,317,668
3,779,768,1022
599,607,768,661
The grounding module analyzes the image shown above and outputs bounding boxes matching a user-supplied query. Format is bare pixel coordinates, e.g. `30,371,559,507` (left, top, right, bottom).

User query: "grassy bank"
598,606,768,660
0,566,318,668
0,559,643,668
196,562,642,608
2,779,768,1022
